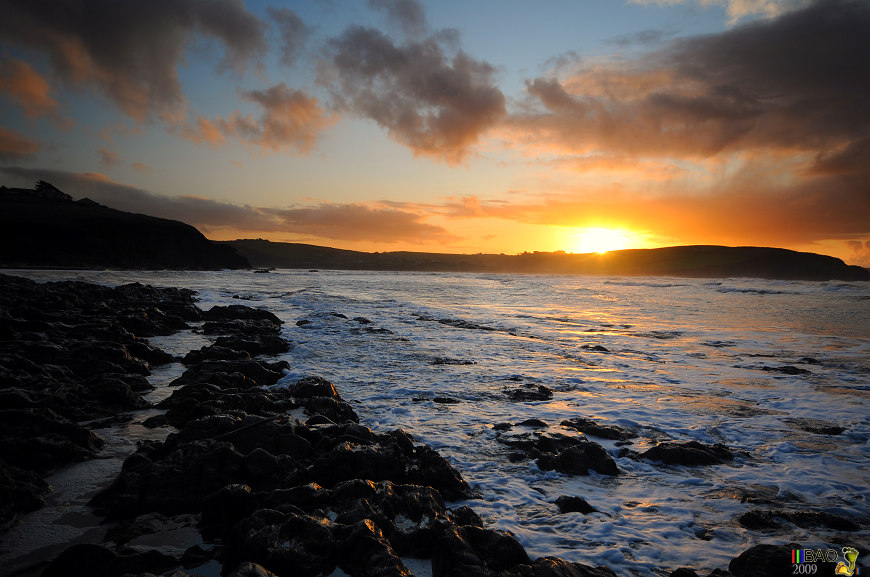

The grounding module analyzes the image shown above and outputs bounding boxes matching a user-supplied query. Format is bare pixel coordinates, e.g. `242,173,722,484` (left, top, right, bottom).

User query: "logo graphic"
835,547,861,576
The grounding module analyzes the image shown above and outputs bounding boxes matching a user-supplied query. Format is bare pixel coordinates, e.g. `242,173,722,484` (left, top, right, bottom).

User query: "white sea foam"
11,269,870,576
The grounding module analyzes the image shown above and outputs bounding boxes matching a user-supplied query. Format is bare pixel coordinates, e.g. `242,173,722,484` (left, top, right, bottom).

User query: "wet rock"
581,344,610,352
561,417,637,440
762,365,811,375
518,419,548,428
104,512,199,546
228,509,336,577
737,509,858,531
784,418,845,435
0,408,104,474
182,345,252,365
42,543,178,577
500,557,619,577
0,459,49,529
335,519,410,577
638,441,733,466
214,334,291,355
554,496,597,515
539,442,619,476
226,561,281,577
729,543,797,577
202,305,283,325
506,384,553,402
669,569,700,577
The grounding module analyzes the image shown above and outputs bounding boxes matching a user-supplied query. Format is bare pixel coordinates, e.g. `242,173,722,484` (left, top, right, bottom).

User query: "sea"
7,269,870,576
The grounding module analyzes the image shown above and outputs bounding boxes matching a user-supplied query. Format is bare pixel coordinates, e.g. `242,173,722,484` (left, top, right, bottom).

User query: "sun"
571,227,634,254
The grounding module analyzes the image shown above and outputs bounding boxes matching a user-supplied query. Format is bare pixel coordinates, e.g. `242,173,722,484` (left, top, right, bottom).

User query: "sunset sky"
1,0,868,264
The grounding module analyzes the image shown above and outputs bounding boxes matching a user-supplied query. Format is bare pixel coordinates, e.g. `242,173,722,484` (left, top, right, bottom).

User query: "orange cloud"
0,58,58,118
177,84,332,153
0,125,40,160
217,84,333,153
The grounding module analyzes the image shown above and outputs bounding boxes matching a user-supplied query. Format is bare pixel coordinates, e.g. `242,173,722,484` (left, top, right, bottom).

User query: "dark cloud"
513,0,870,162
0,0,267,120
320,26,505,163
0,126,40,161
368,0,428,38
267,6,311,67
276,202,457,243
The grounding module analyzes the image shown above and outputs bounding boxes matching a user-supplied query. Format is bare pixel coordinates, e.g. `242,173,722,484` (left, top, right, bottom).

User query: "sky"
1,0,868,265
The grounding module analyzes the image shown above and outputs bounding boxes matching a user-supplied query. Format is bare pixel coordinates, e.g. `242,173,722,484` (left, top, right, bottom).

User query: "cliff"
0,183,249,270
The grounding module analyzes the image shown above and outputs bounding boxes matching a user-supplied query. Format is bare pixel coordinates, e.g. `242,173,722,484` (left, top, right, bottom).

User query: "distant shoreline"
222,239,870,282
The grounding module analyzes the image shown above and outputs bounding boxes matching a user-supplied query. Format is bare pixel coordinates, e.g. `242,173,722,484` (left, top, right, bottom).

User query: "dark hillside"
0,184,248,270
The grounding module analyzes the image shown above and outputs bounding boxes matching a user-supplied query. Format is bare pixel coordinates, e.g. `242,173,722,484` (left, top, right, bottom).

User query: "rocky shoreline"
0,273,834,577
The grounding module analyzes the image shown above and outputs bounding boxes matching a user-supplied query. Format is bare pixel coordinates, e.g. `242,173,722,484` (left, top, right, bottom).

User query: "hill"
0,182,249,270
224,239,870,281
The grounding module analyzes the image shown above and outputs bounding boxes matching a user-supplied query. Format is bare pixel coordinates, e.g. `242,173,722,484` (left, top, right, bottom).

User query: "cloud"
98,147,119,167
0,0,267,120
368,0,428,37
132,162,153,173
0,57,59,118
320,26,506,163
267,7,311,67
0,126,41,161
630,0,808,23
187,83,332,153
513,0,869,161
275,202,458,243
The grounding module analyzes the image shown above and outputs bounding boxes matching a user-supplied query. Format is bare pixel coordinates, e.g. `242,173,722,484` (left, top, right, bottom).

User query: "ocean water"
11,270,870,575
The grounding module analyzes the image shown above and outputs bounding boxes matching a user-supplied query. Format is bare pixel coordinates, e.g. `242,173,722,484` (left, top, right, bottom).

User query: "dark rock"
335,519,409,577
229,509,335,577
0,459,49,530
638,441,733,466
42,543,178,577
433,396,461,404
214,335,291,355
518,419,548,428
451,505,484,528
581,344,610,352
104,512,198,545
202,305,283,325
540,442,619,476
784,418,845,435
561,417,637,440
201,484,258,532
352,316,372,324
507,384,553,401
226,561,281,577
729,543,797,577
554,496,597,514
182,345,252,365
737,509,858,531
0,408,104,474
669,569,701,577
500,557,619,577
762,365,811,375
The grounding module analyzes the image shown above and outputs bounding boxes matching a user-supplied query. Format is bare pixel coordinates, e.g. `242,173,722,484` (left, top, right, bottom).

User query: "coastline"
0,273,850,577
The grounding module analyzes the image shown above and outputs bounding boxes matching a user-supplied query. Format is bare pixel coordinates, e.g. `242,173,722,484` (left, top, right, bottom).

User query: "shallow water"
9,269,870,575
